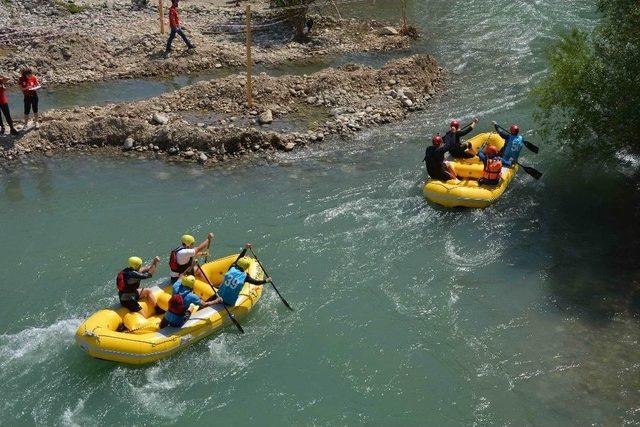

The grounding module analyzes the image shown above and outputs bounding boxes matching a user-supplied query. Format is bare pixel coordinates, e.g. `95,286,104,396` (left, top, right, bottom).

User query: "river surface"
2,0,640,425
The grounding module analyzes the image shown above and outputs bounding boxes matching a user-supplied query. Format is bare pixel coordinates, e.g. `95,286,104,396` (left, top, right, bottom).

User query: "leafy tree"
531,0,640,153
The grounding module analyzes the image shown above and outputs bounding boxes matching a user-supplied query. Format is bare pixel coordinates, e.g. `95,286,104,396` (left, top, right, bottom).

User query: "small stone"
283,142,296,151
402,98,413,107
259,109,273,125
168,146,179,155
44,150,54,157
214,63,222,68
184,150,195,158
197,122,205,128
379,26,399,36
152,112,169,125
198,152,208,163
123,137,134,150
388,79,397,85
306,96,317,104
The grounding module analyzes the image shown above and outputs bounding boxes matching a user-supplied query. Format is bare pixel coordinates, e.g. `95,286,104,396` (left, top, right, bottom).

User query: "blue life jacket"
218,267,247,306
502,135,524,163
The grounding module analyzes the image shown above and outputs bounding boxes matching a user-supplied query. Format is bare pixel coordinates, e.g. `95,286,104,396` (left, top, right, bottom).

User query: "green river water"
2,0,640,425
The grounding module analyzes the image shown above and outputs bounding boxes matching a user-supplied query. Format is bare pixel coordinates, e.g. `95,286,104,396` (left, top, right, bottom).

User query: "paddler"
445,118,479,159
478,145,503,186
116,256,160,312
160,275,216,328
492,121,524,167
209,244,271,307
424,134,457,181
169,232,214,284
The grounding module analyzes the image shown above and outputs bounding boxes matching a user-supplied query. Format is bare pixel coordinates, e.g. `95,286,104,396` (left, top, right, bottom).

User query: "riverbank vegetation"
532,0,640,152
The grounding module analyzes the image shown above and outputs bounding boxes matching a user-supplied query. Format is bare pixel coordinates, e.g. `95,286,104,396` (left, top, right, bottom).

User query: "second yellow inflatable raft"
423,132,518,208
76,254,263,364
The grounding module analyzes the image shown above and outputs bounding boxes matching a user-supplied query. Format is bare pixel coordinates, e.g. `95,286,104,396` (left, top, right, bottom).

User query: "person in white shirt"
169,232,213,283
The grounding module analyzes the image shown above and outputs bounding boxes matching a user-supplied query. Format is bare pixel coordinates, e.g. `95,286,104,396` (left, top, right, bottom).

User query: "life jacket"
482,157,502,181
503,135,524,161
116,268,139,293
168,293,186,315
218,267,247,306
169,245,192,273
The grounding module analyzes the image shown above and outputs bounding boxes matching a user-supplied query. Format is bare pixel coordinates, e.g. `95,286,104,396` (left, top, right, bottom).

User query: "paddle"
248,246,293,311
514,161,543,180
496,124,539,153
204,234,213,263
195,260,245,334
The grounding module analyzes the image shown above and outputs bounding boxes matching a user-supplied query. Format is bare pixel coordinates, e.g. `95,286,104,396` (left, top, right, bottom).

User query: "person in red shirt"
165,0,195,57
0,75,19,136
18,68,41,129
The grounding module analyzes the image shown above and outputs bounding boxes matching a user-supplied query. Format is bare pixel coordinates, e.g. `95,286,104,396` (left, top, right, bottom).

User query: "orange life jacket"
482,157,502,181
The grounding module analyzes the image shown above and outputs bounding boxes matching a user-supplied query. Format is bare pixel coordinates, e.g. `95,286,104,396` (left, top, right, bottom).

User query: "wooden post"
401,0,408,31
245,4,253,109
159,0,165,34
331,0,342,20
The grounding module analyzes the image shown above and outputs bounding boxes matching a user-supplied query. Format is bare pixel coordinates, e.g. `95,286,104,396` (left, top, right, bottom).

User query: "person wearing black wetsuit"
424,134,456,181
444,118,479,159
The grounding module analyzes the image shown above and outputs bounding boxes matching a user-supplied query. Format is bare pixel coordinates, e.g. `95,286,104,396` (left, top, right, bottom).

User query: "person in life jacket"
492,121,524,167
424,134,457,181
160,275,216,328
444,118,479,159
116,256,160,312
169,232,214,284
478,145,503,186
209,244,271,307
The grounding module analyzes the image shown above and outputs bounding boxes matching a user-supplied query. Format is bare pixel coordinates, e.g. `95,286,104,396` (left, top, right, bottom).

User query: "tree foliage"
531,0,640,152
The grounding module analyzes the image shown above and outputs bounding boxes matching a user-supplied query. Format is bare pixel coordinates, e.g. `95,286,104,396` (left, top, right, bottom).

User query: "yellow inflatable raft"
423,132,518,208
76,254,263,364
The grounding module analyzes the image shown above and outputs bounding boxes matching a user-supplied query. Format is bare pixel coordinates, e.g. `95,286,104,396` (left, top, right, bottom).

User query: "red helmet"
510,124,520,135
484,145,499,156
432,135,443,146
450,120,460,130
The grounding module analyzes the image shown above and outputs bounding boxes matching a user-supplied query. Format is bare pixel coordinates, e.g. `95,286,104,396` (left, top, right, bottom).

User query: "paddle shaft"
195,261,245,334
248,247,293,311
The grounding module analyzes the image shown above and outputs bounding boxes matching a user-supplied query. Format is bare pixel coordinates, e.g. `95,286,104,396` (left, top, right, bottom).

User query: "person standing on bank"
0,75,19,136
18,68,41,130
165,0,195,58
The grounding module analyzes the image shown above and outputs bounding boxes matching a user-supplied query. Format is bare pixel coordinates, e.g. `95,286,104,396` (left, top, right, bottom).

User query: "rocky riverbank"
0,55,444,166
0,0,414,86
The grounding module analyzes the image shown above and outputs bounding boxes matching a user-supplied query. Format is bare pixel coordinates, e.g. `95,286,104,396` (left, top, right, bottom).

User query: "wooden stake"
331,0,342,20
159,0,165,34
245,4,253,109
401,0,407,30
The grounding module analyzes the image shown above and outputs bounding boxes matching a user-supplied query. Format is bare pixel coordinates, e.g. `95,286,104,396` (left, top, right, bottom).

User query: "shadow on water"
536,160,640,323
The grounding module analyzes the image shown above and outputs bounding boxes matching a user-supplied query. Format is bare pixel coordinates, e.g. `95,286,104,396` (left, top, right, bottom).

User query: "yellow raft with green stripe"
75,254,263,364
423,132,518,208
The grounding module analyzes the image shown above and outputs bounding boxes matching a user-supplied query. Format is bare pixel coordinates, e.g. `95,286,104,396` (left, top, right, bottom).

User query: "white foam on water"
60,399,90,427
109,365,187,420
207,334,248,372
0,318,82,372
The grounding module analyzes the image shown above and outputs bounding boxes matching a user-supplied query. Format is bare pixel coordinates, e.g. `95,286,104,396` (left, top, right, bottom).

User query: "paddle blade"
524,140,539,153
229,314,245,334
522,165,543,180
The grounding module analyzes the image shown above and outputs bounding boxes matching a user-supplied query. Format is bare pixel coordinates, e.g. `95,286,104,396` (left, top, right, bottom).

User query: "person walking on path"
165,0,195,57
0,75,19,136
18,68,41,130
